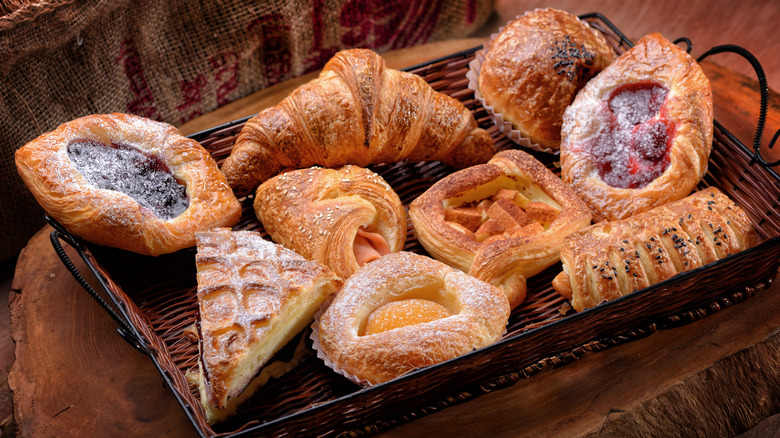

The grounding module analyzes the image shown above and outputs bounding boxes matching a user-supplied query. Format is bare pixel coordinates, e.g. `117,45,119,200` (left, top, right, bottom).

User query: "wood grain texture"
8,227,196,437
381,282,780,437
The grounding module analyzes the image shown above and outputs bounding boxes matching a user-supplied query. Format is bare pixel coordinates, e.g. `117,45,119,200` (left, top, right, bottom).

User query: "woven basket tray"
53,12,780,438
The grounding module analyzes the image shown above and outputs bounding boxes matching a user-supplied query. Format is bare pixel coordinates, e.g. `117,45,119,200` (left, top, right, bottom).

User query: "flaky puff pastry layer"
478,8,616,150
560,33,713,222
14,113,241,256
315,252,509,385
195,228,342,423
254,165,406,280
552,187,758,312
222,48,496,196
410,149,592,308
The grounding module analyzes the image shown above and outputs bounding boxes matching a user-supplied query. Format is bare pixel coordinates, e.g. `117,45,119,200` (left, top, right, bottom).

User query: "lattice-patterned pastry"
193,228,342,423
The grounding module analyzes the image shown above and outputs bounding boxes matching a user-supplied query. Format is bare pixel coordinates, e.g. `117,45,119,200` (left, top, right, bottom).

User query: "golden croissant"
221,48,496,196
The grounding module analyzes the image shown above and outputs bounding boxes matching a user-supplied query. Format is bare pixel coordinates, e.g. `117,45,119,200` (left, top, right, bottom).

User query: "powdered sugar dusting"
578,82,673,189
67,138,188,220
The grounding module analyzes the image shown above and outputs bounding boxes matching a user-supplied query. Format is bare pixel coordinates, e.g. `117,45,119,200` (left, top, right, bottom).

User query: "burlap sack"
0,0,494,262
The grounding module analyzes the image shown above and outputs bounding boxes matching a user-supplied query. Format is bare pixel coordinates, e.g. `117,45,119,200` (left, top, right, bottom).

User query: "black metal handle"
46,216,153,356
697,44,779,167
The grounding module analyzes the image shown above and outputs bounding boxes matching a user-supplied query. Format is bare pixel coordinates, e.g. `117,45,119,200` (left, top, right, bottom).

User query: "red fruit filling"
575,82,675,189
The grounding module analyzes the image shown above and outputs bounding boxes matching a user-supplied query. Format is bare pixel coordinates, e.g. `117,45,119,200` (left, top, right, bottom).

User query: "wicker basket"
49,13,780,438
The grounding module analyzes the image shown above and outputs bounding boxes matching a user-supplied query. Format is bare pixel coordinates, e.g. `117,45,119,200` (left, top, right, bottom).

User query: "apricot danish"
314,252,509,385
410,149,592,308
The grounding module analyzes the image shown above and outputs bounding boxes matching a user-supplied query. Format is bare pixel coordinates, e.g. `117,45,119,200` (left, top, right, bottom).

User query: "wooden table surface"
8,33,780,437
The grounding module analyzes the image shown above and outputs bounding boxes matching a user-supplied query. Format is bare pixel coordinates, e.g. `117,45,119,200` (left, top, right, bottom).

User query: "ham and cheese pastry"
552,187,758,312
560,33,713,221
253,165,406,280
410,149,592,308
194,228,342,423
14,113,241,256
315,251,509,385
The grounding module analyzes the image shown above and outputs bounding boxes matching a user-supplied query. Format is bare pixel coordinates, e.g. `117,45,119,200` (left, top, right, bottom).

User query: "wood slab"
9,227,196,437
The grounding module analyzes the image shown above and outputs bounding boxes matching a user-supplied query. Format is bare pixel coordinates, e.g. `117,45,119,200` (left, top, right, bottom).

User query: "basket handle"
46,216,153,356
697,44,779,167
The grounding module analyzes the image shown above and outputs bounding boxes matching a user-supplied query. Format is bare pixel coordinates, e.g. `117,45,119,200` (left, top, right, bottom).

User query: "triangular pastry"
194,228,342,423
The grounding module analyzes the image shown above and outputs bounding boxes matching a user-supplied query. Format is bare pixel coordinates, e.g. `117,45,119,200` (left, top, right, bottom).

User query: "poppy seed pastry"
552,188,758,312
477,8,616,150
14,113,241,256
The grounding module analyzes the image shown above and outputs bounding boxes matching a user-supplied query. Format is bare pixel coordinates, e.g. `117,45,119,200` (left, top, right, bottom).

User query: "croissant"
221,48,496,196
552,187,758,312
253,165,407,280
560,33,713,222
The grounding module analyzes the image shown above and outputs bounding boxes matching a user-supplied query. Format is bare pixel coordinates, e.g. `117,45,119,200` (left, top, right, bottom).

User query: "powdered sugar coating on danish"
14,113,241,255
315,251,509,385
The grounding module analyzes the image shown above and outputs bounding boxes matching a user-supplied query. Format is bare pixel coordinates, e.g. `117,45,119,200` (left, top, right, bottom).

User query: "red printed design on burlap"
338,0,445,50
115,39,162,121
210,51,240,106
177,75,207,125
247,14,293,87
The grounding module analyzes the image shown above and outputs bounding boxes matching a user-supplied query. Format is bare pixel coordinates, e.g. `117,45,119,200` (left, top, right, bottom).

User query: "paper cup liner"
468,8,600,155
310,291,510,388
310,293,374,388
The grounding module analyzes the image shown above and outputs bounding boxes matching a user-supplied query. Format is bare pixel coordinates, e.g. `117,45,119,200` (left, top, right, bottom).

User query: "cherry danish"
560,33,713,222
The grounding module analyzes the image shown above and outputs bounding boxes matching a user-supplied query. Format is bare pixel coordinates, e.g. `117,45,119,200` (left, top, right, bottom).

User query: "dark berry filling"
67,139,189,220
575,82,674,189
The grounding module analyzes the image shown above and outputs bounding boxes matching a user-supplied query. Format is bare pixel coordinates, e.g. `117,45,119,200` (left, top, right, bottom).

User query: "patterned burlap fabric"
0,0,494,262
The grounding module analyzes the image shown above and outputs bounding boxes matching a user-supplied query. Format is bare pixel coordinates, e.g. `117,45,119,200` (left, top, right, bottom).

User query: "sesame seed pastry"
221,48,496,197
410,149,592,308
560,33,713,222
14,113,241,256
253,165,406,280
552,187,758,312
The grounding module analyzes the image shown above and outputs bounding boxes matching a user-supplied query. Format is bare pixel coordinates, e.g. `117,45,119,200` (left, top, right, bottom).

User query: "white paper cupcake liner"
468,8,599,155
309,293,374,388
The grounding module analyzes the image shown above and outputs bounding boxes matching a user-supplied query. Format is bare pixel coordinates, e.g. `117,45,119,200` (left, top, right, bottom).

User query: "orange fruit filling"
364,299,450,335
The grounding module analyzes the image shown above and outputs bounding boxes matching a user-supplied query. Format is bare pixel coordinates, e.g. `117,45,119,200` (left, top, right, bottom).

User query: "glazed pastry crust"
410,149,592,308
14,113,241,256
478,8,616,150
254,165,407,280
195,228,342,423
560,33,713,222
316,252,509,385
552,188,758,312
222,48,496,196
